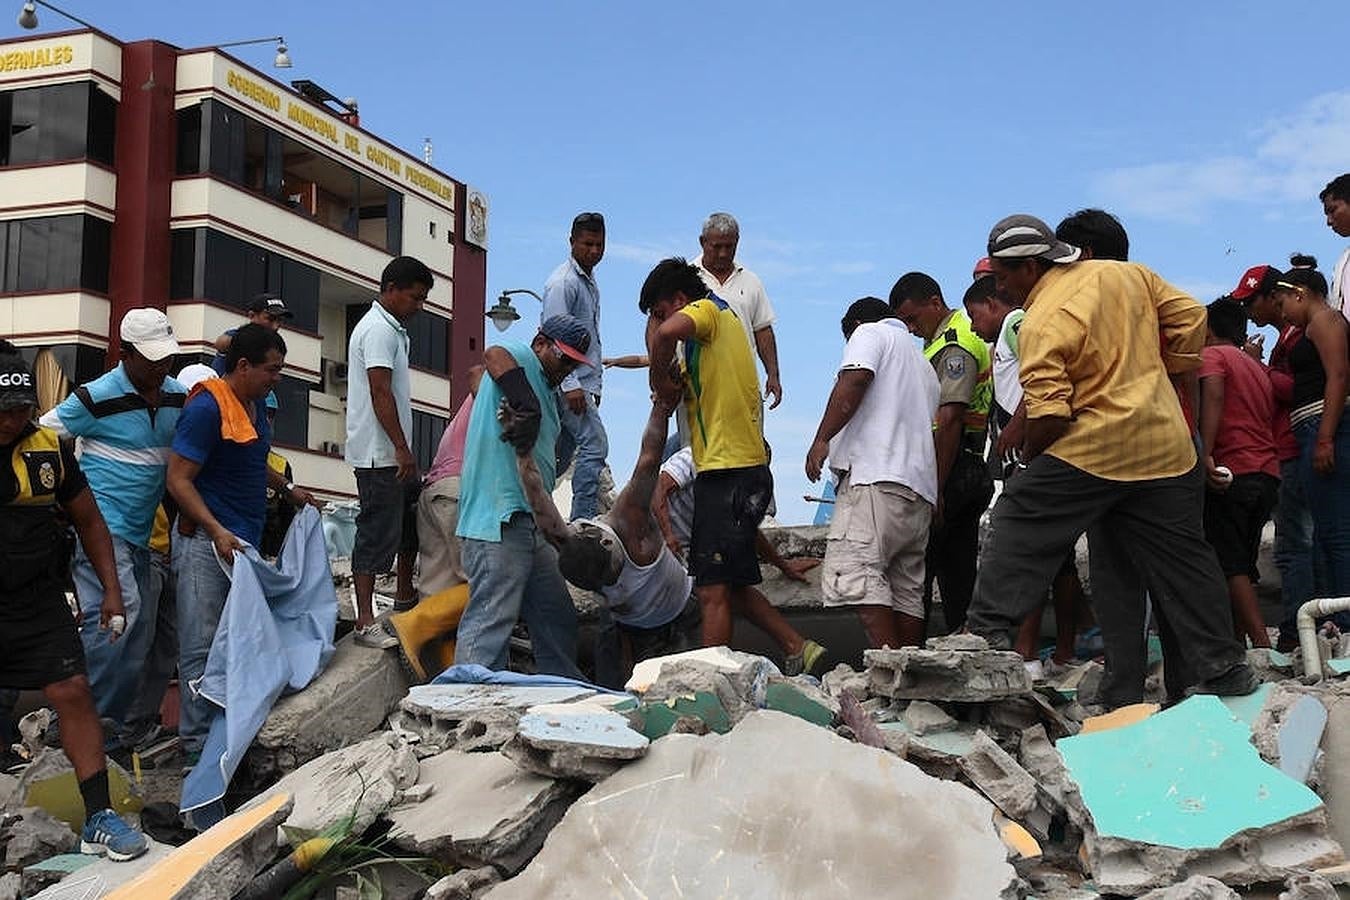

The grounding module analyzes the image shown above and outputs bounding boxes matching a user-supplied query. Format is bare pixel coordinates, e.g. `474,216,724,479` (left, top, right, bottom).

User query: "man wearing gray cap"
965,215,1257,699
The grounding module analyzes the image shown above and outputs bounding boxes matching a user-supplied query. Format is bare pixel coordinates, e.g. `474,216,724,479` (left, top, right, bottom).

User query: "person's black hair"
961,275,999,308
1319,174,1350,204
556,533,613,591
888,272,943,310
840,297,893,338
224,322,287,372
639,257,706,314
1289,253,1319,270
571,211,605,237
380,256,434,292
1282,267,1329,297
1056,208,1129,261
1206,297,1248,347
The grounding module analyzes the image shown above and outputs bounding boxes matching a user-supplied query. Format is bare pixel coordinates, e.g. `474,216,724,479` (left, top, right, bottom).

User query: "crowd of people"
3,176,1350,859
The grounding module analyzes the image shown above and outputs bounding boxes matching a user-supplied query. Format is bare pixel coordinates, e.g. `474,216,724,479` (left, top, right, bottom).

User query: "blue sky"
11,2,1350,523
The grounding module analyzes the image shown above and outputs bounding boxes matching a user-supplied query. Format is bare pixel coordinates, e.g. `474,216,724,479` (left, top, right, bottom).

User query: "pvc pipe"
1297,596,1350,679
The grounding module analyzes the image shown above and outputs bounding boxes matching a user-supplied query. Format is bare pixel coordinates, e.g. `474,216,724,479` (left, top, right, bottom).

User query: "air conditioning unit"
323,358,348,391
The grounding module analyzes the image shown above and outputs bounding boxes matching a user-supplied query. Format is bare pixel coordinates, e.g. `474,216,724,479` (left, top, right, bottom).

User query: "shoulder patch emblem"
38,460,56,491
944,353,967,380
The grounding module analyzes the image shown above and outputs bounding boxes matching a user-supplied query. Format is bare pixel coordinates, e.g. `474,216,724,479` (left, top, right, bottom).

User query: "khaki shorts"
822,477,931,618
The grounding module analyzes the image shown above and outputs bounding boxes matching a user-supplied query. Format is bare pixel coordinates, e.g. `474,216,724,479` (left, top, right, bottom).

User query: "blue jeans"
1275,456,1319,640
555,394,609,521
172,530,232,754
126,551,177,731
1296,415,1350,602
456,512,582,679
72,534,154,726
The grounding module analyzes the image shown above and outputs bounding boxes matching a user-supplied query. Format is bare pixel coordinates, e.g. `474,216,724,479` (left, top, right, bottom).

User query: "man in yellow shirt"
966,215,1256,698
645,258,825,675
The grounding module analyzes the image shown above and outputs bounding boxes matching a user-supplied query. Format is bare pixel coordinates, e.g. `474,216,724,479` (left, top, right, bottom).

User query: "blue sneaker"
80,809,149,861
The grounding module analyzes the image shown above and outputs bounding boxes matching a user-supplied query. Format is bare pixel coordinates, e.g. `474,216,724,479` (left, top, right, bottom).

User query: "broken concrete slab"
1058,695,1343,894
1136,875,1239,899
0,873,18,900
821,663,870,701
386,749,583,875
864,642,1032,702
625,646,779,694
1278,872,1339,899
2,806,76,868
1018,725,1087,829
763,676,838,727
29,838,174,899
501,703,648,782
398,684,595,753
18,853,95,897
245,732,418,838
1277,694,1328,785
879,720,980,779
1318,689,1350,856
247,633,409,781
959,730,1053,840
1222,681,1274,730
487,711,1018,899
425,866,502,899
902,700,957,736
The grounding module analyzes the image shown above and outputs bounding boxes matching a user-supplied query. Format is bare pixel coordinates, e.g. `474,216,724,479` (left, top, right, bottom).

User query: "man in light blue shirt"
40,308,186,732
541,212,608,520
346,256,431,647
454,314,592,678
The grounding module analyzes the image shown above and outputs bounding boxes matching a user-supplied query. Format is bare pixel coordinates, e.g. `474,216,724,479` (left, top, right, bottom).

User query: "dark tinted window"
175,104,202,175
411,410,446,473
0,215,110,293
270,374,311,448
169,229,201,299
409,312,449,374
181,228,323,333
0,82,115,167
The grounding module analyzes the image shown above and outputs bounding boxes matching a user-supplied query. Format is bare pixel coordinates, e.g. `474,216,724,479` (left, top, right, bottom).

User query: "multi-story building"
0,28,487,496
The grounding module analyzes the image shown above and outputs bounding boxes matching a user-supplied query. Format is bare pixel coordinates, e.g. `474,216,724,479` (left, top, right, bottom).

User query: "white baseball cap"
120,308,181,362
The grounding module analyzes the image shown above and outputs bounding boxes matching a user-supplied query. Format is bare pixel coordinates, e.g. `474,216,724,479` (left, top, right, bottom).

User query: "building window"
270,374,311,448
181,99,404,254
409,312,450,375
410,410,446,474
0,82,115,167
0,215,110,293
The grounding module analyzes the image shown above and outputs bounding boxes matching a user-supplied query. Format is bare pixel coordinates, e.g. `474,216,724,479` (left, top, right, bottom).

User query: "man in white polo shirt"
694,212,782,409
806,297,940,648
347,255,432,648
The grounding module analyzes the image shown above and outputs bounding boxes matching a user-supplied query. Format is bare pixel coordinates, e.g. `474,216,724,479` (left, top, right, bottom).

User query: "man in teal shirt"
454,315,592,677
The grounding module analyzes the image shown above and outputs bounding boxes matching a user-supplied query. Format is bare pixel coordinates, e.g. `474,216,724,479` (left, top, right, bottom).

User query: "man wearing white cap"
965,215,1256,699
41,309,188,735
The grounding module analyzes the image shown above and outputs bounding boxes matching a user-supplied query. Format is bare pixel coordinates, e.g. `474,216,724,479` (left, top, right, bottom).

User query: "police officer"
0,345,147,861
890,272,997,633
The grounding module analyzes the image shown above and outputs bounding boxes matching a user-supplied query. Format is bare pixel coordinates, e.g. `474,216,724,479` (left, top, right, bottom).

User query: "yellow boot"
387,583,468,683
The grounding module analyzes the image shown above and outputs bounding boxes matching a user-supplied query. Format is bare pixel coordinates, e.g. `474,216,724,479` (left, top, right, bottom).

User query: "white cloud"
1095,90,1350,223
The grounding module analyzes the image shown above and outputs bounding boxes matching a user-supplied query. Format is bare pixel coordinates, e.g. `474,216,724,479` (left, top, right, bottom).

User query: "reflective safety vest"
0,425,67,590
923,309,992,435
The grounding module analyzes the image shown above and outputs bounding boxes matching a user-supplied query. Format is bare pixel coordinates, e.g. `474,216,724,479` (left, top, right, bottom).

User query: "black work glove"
494,366,541,455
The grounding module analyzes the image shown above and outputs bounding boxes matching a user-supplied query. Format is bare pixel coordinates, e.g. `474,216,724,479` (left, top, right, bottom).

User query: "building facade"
0,29,487,496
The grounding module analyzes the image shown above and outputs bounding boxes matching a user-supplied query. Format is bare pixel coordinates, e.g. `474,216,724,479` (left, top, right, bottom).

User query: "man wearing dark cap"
967,214,1256,698
452,314,593,678
0,347,148,860
542,212,608,521
211,293,293,376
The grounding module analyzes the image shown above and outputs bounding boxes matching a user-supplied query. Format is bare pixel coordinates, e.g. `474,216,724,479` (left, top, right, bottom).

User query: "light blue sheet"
181,506,337,817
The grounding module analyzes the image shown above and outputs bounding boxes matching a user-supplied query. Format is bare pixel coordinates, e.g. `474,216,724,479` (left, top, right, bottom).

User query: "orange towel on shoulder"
187,378,259,444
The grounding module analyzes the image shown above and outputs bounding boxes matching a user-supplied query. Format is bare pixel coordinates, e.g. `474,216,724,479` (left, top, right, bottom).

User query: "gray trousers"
968,455,1244,690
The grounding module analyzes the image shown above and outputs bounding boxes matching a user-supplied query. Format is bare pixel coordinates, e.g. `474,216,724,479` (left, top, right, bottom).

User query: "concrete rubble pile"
10,634,1350,898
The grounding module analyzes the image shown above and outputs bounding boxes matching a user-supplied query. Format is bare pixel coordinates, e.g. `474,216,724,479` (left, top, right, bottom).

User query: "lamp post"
17,0,96,30
215,35,292,68
486,288,542,333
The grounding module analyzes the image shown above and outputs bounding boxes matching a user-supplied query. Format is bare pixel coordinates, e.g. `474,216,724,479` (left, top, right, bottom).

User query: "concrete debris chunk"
399,684,595,753
248,634,409,781
1018,725,1087,828
864,644,1032,702
501,703,648,782
2,806,76,868
879,720,980,779
1058,695,1344,895
0,872,18,900
386,750,583,874
821,663,870,701
244,732,418,838
1137,875,1239,899
959,730,1053,840
486,711,1017,899
1278,872,1339,899
425,866,502,899
902,700,957,736
763,675,839,726
625,646,779,694
1250,683,1328,785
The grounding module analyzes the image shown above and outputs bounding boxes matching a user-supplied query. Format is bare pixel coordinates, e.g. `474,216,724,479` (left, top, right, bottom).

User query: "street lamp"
216,35,292,69
486,289,542,333
17,0,96,30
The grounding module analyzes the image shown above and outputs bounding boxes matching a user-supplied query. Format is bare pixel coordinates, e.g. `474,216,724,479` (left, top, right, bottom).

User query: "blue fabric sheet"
181,506,337,817
431,663,624,695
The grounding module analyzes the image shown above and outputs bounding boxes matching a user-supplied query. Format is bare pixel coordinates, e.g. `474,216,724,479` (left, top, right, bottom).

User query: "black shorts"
0,582,86,690
1203,472,1279,579
690,465,773,588
353,467,421,575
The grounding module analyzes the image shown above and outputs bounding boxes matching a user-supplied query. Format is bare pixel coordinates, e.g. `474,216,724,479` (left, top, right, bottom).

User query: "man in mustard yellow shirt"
645,258,825,675
966,215,1256,698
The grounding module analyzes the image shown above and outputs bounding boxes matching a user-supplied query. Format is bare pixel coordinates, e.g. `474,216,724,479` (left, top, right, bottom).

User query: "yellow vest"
1,425,67,589
7,426,64,508
923,310,992,434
